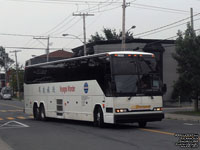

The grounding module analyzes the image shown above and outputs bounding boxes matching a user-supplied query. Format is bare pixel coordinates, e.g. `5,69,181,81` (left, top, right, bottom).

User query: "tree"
173,24,200,111
9,65,24,97
0,46,14,71
88,27,134,43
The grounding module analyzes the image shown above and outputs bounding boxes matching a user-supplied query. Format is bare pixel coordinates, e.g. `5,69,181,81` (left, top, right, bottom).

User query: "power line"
131,3,190,14
131,6,188,15
52,17,82,36
138,18,200,38
42,14,74,35
41,0,115,35
133,13,200,37
135,28,200,51
5,46,72,50
8,0,122,5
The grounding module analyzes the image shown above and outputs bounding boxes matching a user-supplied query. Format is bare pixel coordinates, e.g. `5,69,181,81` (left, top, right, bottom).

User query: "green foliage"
88,27,134,43
103,28,120,40
88,32,105,43
173,24,200,103
9,66,24,93
0,46,14,69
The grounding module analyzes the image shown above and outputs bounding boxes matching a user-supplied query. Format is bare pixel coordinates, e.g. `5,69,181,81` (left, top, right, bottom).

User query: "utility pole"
10,50,21,99
33,36,50,62
73,13,94,56
190,8,194,30
4,53,8,86
121,0,130,51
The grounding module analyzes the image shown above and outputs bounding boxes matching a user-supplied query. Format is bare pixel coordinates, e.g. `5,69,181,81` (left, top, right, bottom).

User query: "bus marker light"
139,54,143,57
114,54,118,56
134,54,137,57
128,54,131,57
154,107,162,111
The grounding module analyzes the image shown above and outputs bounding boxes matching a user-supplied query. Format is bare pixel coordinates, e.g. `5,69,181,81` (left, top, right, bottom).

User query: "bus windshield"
112,55,161,96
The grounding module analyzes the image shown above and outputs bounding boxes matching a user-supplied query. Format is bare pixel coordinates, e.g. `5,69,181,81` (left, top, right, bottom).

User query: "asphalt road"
0,99,199,150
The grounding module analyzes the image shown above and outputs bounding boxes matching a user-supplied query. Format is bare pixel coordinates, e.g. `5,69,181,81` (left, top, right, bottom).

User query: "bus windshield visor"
112,56,161,95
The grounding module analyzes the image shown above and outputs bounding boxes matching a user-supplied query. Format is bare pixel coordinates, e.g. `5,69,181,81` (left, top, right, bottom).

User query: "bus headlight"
115,109,128,113
153,107,163,111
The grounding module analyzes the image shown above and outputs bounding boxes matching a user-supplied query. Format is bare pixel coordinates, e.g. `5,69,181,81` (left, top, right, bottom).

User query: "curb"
165,113,200,122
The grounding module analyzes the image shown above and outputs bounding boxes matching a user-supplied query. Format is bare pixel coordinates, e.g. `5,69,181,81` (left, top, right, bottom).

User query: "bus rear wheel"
33,104,40,120
138,121,147,128
94,107,104,128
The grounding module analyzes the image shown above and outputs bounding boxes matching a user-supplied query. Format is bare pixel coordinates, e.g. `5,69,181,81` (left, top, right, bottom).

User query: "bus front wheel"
94,107,104,128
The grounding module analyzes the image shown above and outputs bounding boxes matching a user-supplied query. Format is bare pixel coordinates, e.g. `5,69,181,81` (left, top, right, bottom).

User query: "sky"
0,0,200,66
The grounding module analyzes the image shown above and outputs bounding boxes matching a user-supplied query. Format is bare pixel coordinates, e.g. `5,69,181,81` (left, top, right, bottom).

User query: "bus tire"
39,105,47,121
94,107,104,128
33,104,40,120
138,121,147,128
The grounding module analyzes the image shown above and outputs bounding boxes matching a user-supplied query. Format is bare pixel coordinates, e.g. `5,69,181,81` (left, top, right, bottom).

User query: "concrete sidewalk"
164,107,200,122
0,138,13,150
165,113,200,122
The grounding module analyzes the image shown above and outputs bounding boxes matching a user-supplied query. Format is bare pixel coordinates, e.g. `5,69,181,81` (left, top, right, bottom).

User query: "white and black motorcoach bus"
24,51,165,127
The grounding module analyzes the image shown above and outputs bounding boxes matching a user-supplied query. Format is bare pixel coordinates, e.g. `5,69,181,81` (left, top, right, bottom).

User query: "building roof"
71,38,175,52
38,50,73,58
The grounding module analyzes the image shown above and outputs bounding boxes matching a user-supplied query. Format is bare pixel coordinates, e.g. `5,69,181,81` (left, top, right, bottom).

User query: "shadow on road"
27,117,163,130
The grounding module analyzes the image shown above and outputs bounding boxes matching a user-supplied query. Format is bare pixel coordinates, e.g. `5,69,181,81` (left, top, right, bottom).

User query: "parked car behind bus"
0,87,12,100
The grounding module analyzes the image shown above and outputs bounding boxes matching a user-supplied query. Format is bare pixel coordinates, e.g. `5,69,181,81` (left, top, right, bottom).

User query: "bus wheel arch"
93,105,104,127
33,102,40,120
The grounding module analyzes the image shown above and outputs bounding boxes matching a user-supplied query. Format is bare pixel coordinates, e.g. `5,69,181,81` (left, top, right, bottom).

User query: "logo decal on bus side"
84,82,88,94
60,86,75,93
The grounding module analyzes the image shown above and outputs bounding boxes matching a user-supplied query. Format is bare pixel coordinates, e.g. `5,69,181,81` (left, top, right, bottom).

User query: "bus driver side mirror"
162,84,167,94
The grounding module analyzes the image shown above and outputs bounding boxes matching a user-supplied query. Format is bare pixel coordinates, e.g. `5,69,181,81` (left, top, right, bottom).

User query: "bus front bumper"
114,112,164,123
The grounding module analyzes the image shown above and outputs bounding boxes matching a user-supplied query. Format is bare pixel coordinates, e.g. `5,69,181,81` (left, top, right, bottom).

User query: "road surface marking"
6,117,15,120
140,128,200,141
8,110,23,112
0,103,23,109
140,128,175,136
0,121,29,129
184,123,194,126
0,116,34,121
16,116,26,120
0,110,23,113
28,116,34,119
0,110,7,112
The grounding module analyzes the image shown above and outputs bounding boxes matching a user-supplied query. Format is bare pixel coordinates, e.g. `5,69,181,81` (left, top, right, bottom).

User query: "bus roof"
108,51,153,55
26,51,153,68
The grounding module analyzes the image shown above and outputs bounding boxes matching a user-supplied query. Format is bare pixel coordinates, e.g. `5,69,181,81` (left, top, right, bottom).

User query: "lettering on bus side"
60,86,75,93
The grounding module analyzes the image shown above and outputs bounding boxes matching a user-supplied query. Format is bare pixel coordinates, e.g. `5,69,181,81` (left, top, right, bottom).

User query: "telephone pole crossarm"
33,36,50,62
73,13,94,56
